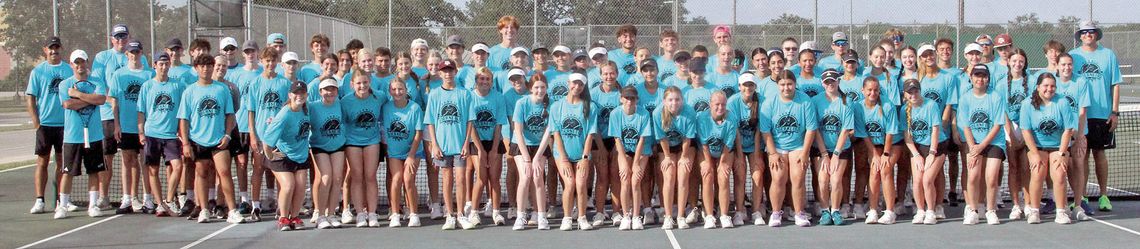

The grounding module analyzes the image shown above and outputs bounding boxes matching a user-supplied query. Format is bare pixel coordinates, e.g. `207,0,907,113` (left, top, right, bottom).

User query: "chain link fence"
3,0,1139,207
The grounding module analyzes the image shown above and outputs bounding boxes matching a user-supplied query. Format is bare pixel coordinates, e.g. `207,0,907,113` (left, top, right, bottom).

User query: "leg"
789,151,808,214
387,158,404,216
212,151,236,210
271,171,295,218
985,157,1004,212
362,145,380,214
699,159,717,215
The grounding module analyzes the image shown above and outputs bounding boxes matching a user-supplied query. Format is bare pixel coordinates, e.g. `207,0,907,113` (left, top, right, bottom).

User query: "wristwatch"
1062,152,1071,157
882,152,891,157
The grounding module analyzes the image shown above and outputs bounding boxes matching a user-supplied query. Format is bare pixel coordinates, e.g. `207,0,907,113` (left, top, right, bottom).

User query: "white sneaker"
1075,210,1090,221
752,211,766,225
317,216,332,229
528,212,538,225
768,211,783,227
30,200,46,214
329,215,343,228
559,217,573,231
618,216,632,230
442,215,457,230
923,210,937,225
853,204,866,219
53,205,68,219
227,210,244,224
506,208,516,220
840,204,852,218
592,212,608,227
662,215,676,230
1026,208,1041,224
911,210,925,224
408,214,422,227
492,212,506,226
1009,205,1023,220
458,216,475,230
355,213,368,228
732,212,745,226
537,216,550,230
865,209,880,224
685,208,699,224
483,203,493,218
389,214,402,227
577,216,593,230
720,215,734,228
513,216,528,230
1055,209,1071,224
794,212,811,227
985,210,1000,225
677,216,691,229
463,202,475,217
342,209,355,224
631,216,644,230
468,212,482,226
703,215,717,229
546,206,555,218
878,210,897,224
65,202,80,212
367,213,380,227
963,208,978,225
429,203,443,220
610,213,623,226
310,213,321,224
935,205,946,219
196,209,208,223
642,208,656,224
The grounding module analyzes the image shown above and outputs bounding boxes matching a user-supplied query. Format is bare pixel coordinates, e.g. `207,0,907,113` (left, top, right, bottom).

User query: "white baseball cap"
510,47,529,56
588,47,608,59
410,38,429,49
569,73,587,84
471,43,489,54
738,73,756,85
319,78,339,89
552,45,572,55
508,68,527,79
69,50,88,63
917,44,936,56
963,43,983,54
799,41,820,53
281,51,300,63
220,37,239,50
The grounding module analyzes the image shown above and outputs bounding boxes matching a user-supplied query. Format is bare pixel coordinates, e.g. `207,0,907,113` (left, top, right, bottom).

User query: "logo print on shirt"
661,71,675,80
694,99,710,112
1063,95,1077,109
775,114,800,134
821,113,842,133
803,87,819,97
262,91,282,112
969,110,992,131
387,116,409,141
865,122,883,138
1080,63,1102,81
599,106,615,129
49,77,63,94
296,121,311,140
154,93,174,112
474,108,496,131
621,126,639,148
910,120,930,141
738,119,756,139
845,89,862,102
354,110,376,129
666,130,684,145
1039,118,1059,136
1008,92,1026,116
551,85,568,100
923,90,943,105
525,114,546,134
623,63,637,75
560,117,583,138
321,118,341,137
197,96,221,117
705,136,725,154
438,102,461,124
125,82,142,101
500,61,510,71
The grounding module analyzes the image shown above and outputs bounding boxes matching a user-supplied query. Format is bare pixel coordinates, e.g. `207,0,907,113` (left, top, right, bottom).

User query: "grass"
0,159,36,172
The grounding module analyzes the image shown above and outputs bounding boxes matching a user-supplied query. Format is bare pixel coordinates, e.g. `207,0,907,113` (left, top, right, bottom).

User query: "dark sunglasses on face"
1080,30,1097,35
892,36,904,42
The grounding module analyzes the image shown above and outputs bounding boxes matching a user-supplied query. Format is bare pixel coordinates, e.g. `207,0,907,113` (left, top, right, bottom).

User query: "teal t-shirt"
469,90,508,141
307,100,346,152
811,94,857,151
500,89,528,141
424,86,474,156
382,101,424,159
245,75,290,137
487,43,517,72
956,90,1007,149
682,83,715,114
906,100,947,146
655,56,678,82
727,93,765,153
1070,46,1123,119
609,49,637,84
760,92,819,151
1019,96,1076,148
839,75,866,104
653,106,697,147
1056,77,1091,135
919,72,959,108
608,108,654,155
796,75,824,98
587,67,603,89
263,107,310,162
544,68,571,103
994,76,1034,124
176,82,234,147
697,112,739,158
297,62,322,85
25,61,73,126
512,97,548,146
590,87,621,138
58,77,105,144
862,69,901,107
549,100,599,160
340,93,384,146
704,69,740,97
110,67,154,133
661,74,689,90
230,66,262,133
635,84,664,114
859,102,901,145
138,78,186,139
168,64,194,86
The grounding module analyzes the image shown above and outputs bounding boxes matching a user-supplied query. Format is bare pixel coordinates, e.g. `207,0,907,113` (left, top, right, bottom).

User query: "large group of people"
25,16,1122,232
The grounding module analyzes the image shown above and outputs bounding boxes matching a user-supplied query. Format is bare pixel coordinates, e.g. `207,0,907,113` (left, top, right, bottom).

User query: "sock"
536,211,546,218
252,201,261,209
88,191,99,208
143,194,155,208
186,192,195,200
59,194,71,206
208,188,217,200
239,192,249,203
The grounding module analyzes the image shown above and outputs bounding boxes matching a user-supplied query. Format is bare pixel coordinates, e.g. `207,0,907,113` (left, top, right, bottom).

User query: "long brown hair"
1008,48,1029,97
530,72,550,118
1032,72,1056,110
661,86,684,131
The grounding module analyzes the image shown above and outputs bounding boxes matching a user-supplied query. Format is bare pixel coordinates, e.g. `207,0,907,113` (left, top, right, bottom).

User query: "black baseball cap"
673,50,692,62
165,38,183,49
903,79,921,92
153,51,171,62
45,36,62,47
821,69,840,83
639,58,658,71
842,51,859,63
971,64,990,76
290,80,307,93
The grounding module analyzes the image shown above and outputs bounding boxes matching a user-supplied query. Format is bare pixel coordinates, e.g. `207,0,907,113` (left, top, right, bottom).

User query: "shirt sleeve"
222,87,235,115
1108,51,1122,85
176,89,191,120
1018,101,1032,129
25,67,40,96
803,100,819,131
262,109,286,148
759,99,773,134
639,113,653,138
585,103,599,135
1077,80,1091,109
137,83,149,114
423,94,437,126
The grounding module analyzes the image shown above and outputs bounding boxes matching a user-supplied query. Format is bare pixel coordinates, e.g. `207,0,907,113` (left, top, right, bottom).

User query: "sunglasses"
112,35,128,40
1079,30,1098,35
834,40,849,46
978,42,993,47
892,36,904,42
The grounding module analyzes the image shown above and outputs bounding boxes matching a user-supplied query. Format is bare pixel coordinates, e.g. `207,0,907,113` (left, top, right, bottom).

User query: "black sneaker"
187,208,201,220
249,207,262,222
139,206,155,214
115,205,134,214
180,200,197,217
237,202,252,215
948,192,959,207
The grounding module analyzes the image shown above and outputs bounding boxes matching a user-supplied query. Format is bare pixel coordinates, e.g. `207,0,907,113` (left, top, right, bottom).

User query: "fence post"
52,0,58,36
106,0,112,49
387,0,392,49
246,0,251,41
150,0,155,57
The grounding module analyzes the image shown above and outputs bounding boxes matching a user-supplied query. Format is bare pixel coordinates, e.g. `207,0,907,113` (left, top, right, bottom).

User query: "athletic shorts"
190,142,225,161
1087,118,1116,150
267,156,311,172
101,120,118,155
813,147,855,160
509,144,552,157
63,142,105,176
601,138,615,151
667,144,684,154
118,133,142,150
378,143,388,159
972,145,1005,159
34,126,64,156
916,141,952,157
143,136,182,165
469,140,505,154
943,140,960,153
312,145,346,155
432,155,464,168
230,131,249,155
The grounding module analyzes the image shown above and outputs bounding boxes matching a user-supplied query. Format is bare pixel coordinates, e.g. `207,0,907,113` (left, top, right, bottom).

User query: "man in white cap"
489,16,522,72
819,32,862,75
93,24,143,210
299,34,330,84
109,39,155,214
55,49,109,219
545,45,574,103
463,42,490,90
410,38,431,75
587,46,609,89
789,41,823,78
94,24,150,84
27,36,74,214
219,37,241,75
609,24,638,84
493,47,530,93
974,34,995,63
1069,20,1122,212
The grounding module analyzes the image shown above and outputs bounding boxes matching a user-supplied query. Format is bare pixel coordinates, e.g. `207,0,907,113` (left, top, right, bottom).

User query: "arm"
1109,84,1120,131
513,122,532,160
68,87,106,105
179,119,192,158
581,134,595,161
25,96,40,128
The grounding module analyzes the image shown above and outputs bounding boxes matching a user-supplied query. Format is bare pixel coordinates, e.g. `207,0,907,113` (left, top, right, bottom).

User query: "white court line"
0,164,35,173
1087,183,1140,196
1089,217,1140,237
181,223,239,249
18,214,123,249
665,230,682,249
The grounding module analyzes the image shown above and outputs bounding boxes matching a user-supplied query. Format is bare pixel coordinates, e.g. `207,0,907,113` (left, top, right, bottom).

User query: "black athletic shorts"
118,133,142,150
944,140,960,153
469,140,505,154
509,144,552,157
312,145,346,155
602,138,615,151
63,142,105,176
267,156,311,172
143,136,182,166
101,120,118,155
667,144,684,154
190,142,226,161
230,131,250,155
1087,118,1116,150
974,145,1005,159
812,147,855,160
35,126,64,156
916,141,952,157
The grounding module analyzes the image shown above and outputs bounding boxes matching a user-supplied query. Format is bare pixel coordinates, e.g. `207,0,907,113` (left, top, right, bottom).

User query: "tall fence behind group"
3,0,1139,206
